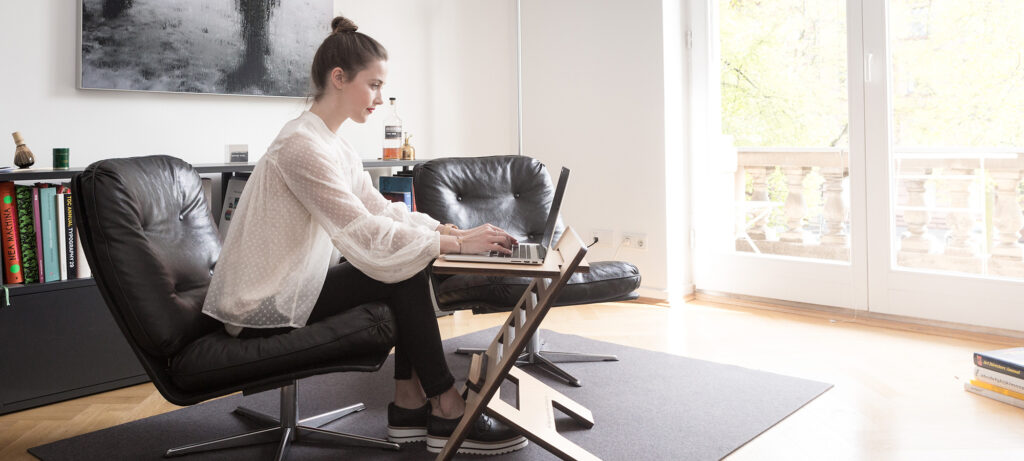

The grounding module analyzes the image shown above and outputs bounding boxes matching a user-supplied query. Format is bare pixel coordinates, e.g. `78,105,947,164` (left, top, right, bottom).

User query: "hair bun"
331,16,358,34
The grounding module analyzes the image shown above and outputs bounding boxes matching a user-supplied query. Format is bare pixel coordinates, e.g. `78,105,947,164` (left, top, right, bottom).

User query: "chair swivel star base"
455,330,617,387
165,382,399,460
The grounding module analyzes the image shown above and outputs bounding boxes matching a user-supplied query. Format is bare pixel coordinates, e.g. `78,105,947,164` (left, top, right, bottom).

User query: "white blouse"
202,111,441,330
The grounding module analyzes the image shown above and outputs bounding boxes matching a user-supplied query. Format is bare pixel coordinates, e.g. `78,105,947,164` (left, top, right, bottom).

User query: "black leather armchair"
73,155,400,460
414,155,641,387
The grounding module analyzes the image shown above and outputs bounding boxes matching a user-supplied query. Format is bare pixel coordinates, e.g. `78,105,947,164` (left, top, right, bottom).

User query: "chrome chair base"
165,383,399,460
455,330,618,387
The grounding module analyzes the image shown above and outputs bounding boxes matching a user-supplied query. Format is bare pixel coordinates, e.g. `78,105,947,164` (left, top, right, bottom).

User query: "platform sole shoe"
425,434,528,455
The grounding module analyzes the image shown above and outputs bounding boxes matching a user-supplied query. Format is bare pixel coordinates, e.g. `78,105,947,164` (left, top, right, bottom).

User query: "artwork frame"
78,0,332,98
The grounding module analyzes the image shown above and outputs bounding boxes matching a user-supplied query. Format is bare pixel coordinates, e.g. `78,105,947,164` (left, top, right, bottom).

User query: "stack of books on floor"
965,347,1024,409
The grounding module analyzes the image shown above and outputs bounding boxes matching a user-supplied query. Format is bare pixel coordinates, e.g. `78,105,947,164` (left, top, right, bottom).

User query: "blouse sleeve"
273,137,439,283
355,170,441,230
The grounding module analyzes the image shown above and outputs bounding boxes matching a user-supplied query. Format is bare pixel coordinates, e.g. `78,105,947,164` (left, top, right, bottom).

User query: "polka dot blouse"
202,111,440,331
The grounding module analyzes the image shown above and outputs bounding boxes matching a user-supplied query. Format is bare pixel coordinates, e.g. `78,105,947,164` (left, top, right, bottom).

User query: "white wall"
335,0,518,158
0,0,689,300
0,0,516,168
520,0,688,299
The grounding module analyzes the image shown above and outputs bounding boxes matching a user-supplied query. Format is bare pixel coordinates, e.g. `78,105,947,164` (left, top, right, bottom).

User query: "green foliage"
720,0,849,147
890,0,1024,147
721,0,1024,149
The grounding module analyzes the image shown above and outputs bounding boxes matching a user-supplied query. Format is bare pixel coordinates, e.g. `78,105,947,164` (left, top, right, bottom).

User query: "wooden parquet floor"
3,299,1023,460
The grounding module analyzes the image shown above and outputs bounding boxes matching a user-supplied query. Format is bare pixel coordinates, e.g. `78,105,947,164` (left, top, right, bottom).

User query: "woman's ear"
331,68,346,89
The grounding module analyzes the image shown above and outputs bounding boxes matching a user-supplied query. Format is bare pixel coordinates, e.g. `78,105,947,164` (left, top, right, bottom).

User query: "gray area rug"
29,328,831,460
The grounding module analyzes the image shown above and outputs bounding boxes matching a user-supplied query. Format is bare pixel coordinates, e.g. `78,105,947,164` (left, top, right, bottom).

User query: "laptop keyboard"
489,244,530,259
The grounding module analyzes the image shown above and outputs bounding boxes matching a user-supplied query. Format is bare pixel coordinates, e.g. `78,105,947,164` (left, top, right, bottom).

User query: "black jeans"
241,262,455,398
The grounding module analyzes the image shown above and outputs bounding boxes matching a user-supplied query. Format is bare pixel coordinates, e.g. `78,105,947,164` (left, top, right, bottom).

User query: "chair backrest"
73,156,221,361
413,155,564,245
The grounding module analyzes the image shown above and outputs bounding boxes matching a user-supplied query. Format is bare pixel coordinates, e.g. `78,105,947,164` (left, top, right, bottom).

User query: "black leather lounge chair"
413,155,642,387
72,155,400,460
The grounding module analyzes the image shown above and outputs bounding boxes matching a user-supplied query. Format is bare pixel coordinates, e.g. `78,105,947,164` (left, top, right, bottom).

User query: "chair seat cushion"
170,302,395,391
435,261,641,313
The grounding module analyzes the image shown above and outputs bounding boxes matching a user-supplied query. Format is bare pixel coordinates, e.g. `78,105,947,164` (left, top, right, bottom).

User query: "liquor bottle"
382,97,402,160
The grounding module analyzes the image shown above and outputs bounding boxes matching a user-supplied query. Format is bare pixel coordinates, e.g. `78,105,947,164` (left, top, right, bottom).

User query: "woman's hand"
444,223,518,254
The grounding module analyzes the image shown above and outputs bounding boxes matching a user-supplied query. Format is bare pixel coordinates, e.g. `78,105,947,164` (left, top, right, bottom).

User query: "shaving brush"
11,132,35,168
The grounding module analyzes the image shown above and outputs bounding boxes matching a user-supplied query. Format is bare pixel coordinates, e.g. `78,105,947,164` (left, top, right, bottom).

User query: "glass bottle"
382,97,402,160
401,134,416,160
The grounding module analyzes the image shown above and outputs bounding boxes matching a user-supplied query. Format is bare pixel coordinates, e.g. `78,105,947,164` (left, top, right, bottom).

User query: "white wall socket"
622,232,648,250
590,229,614,247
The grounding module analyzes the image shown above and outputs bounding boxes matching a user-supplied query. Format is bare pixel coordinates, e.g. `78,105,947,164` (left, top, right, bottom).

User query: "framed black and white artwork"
79,0,332,97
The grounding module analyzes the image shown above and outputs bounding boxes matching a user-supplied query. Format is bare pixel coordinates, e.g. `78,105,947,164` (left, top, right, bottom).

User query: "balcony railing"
736,148,850,261
895,151,1024,278
735,147,1024,278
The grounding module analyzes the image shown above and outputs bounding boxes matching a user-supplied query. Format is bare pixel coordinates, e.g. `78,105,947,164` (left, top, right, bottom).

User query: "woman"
201,16,527,456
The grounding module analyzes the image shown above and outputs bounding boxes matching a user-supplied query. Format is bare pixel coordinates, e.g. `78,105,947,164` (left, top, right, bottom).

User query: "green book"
14,185,38,284
39,187,59,282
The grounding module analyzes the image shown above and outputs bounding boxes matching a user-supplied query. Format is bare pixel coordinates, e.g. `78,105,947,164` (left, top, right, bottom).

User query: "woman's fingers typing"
456,223,518,254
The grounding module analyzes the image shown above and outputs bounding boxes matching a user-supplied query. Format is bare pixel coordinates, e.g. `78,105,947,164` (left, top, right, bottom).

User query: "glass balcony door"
864,0,1024,330
694,0,1024,331
692,0,867,310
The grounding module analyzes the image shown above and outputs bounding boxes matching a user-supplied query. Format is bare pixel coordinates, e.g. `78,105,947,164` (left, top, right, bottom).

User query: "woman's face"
337,59,387,124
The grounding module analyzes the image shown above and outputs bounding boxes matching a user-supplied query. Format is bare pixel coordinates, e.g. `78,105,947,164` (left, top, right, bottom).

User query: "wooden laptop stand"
431,226,600,461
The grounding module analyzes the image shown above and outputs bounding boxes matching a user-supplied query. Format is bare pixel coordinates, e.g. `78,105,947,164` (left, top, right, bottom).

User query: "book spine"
974,352,1024,379
75,227,91,279
32,186,44,282
56,193,67,281
0,181,24,284
40,188,59,282
15,185,38,284
975,366,1024,395
219,176,247,241
63,193,77,279
970,379,1024,401
201,178,213,214
964,381,1024,410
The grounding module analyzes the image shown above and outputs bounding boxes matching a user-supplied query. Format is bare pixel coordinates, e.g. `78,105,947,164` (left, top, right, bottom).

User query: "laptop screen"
541,167,570,250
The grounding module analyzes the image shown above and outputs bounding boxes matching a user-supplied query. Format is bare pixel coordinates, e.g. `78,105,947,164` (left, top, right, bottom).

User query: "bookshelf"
0,159,424,415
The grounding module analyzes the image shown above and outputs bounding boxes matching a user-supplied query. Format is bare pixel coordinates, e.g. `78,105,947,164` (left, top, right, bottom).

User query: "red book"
0,181,24,284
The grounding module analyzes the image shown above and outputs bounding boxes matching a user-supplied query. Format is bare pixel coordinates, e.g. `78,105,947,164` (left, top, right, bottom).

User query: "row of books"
965,347,1024,409
0,181,91,285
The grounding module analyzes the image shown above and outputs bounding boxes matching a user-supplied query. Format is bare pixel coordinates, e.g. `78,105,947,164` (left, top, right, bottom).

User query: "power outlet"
622,232,648,251
590,229,614,247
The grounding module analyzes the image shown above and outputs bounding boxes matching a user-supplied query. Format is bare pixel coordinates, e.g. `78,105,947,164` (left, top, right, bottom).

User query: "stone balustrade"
736,148,1024,278
896,152,1024,278
735,148,850,261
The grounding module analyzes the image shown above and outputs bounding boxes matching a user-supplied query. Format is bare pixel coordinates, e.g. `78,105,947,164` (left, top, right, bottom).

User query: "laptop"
442,167,569,265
